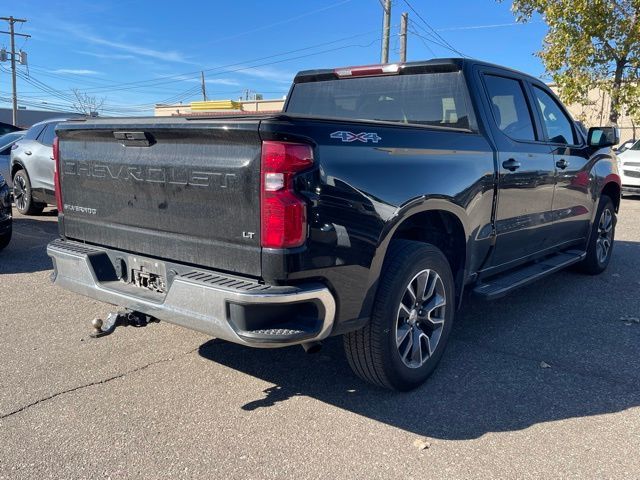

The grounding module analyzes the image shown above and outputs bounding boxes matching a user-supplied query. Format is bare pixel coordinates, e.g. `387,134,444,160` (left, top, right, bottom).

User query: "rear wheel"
344,240,455,391
578,195,616,275
13,169,44,216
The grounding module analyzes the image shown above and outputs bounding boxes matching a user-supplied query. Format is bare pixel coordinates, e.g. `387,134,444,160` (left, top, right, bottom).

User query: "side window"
483,75,536,141
24,124,46,141
38,123,56,146
532,86,577,145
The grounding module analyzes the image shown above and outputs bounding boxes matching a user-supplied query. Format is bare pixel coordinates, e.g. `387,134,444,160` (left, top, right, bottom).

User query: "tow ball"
90,310,158,338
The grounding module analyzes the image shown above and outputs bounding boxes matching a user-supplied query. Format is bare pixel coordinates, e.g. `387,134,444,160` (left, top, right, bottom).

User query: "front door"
529,84,593,246
481,72,557,268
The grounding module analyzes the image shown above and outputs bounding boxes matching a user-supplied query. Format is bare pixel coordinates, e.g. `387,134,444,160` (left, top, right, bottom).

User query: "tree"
503,0,640,125
71,89,105,116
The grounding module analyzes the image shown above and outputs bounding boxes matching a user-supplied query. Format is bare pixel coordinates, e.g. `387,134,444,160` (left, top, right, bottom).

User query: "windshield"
629,140,640,151
286,71,475,130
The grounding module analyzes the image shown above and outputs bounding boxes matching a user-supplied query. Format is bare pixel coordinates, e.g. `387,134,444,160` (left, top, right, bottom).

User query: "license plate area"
128,255,167,293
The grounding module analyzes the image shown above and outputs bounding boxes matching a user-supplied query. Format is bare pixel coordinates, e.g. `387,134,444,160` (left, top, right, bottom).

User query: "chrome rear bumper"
47,239,336,348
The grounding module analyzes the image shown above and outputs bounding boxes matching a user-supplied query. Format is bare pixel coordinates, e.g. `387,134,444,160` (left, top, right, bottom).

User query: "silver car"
0,131,25,188
10,118,67,215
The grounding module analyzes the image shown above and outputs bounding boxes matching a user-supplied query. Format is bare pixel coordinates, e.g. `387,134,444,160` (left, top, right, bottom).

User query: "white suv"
10,118,67,215
617,140,640,196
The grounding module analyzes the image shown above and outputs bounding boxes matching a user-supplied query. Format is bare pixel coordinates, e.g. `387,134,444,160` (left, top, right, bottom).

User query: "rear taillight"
53,136,63,212
260,141,313,248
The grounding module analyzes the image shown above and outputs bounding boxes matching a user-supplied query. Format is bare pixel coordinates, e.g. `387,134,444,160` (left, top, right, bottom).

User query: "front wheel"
577,195,616,275
344,240,455,391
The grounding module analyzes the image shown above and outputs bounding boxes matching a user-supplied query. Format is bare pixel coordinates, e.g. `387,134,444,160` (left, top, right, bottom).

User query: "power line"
75,29,388,94
407,23,451,52
401,0,466,57
0,16,30,124
407,27,437,57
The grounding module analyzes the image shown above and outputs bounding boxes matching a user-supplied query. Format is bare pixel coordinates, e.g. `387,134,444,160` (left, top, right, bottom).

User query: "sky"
2,0,548,116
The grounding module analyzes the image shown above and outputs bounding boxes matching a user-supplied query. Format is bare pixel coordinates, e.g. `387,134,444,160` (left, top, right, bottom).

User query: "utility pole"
380,0,391,64
0,16,30,126
399,12,408,63
200,71,207,101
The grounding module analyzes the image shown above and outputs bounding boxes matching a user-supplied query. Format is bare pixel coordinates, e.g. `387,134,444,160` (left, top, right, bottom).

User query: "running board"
473,250,586,300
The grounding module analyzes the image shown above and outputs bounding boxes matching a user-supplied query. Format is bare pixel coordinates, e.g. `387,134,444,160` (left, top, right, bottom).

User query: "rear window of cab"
286,71,476,131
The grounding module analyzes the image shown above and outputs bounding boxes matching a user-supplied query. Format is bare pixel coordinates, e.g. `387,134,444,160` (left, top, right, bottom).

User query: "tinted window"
532,86,577,145
24,123,46,141
484,75,536,141
287,71,473,130
38,123,57,146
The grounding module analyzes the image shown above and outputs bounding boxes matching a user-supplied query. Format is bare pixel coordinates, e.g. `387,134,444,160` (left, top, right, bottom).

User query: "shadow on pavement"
0,208,58,274
199,241,640,440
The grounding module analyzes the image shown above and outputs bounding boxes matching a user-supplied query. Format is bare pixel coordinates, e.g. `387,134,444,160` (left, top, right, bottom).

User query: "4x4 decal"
330,131,382,143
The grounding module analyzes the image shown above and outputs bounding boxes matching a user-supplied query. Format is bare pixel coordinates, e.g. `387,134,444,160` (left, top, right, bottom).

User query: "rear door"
479,69,556,268
29,122,56,194
529,84,593,246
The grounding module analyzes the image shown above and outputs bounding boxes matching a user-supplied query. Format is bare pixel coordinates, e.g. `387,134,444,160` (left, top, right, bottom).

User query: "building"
154,99,285,117
0,108,82,129
550,85,637,144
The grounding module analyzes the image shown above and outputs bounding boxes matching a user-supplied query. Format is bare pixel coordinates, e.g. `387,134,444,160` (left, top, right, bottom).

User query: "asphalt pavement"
0,199,639,479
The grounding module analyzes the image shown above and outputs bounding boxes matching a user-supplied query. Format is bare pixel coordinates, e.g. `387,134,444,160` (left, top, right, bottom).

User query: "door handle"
24,150,32,155
502,158,521,171
556,158,569,170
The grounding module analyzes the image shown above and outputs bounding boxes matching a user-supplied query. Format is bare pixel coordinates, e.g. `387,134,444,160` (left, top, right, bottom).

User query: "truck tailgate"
56,118,263,277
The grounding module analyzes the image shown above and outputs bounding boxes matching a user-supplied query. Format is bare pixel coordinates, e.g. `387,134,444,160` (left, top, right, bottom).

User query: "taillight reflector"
260,141,313,248
53,136,63,212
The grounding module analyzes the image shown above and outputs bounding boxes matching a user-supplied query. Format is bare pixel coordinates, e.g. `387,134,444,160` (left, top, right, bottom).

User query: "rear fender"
357,197,471,321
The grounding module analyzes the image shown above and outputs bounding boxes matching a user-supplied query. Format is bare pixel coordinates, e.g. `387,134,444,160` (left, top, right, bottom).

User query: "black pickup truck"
48,58,621,390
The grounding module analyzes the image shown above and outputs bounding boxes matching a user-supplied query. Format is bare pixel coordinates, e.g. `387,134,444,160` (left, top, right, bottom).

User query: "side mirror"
588,126,619,148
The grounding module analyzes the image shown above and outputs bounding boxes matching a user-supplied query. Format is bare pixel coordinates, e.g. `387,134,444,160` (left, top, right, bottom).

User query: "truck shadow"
199,240,640,440
0,209,58,274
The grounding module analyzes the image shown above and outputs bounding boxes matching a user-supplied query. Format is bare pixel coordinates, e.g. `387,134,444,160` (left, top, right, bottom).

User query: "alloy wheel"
395,269,447,369
596,208,613,264
13,174,27,212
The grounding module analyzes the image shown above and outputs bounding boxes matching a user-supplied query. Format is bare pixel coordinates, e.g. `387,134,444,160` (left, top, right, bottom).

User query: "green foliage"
502,0,640,124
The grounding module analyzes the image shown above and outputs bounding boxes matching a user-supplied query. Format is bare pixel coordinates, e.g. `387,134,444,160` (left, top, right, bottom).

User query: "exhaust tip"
302,341,322,354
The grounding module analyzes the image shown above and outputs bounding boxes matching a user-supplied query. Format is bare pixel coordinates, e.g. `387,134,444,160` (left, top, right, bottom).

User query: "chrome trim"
47,241,336,348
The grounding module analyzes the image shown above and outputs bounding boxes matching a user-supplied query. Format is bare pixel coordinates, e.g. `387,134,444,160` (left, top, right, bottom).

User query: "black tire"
577,195,616,275
344,240,455,391
0,226,11,250
12,169,44,216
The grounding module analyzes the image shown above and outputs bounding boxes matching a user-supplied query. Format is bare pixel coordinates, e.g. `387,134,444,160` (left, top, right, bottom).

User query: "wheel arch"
601,180,621,212
10,160,26,180
359,199,470,321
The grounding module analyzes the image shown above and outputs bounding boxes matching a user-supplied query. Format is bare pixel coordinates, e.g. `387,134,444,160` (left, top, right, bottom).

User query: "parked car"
48,58,620,391
615,138,636,154
0,131,26,188
10,118,68,215
0,122,22,136
0,173,11,250
616,140,640,195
